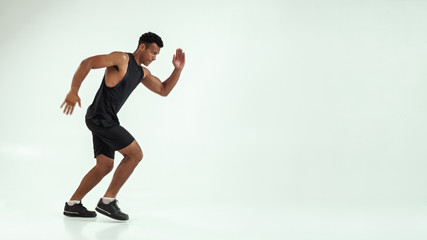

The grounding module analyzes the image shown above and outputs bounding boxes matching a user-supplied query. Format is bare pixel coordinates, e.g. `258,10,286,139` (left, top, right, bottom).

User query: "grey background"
0,0,426,239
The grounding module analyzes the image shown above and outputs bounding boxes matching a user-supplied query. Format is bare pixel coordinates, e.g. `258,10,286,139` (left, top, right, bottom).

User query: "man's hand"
172,48,185,70
60,90,81,115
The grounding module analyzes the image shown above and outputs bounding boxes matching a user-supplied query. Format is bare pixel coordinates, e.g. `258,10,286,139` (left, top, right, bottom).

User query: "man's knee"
126,150,143,164
102,163,114,174
119,140,143,163
134,150,143,162
96,155,114,174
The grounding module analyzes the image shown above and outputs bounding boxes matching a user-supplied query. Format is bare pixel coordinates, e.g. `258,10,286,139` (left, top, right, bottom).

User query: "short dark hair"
138,32,163,49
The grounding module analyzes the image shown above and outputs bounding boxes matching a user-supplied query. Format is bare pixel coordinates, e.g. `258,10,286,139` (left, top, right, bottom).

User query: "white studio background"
1,0,427,239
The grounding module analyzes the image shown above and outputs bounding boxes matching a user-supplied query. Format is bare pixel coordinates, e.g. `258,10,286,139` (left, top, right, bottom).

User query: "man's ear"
139,43,146,51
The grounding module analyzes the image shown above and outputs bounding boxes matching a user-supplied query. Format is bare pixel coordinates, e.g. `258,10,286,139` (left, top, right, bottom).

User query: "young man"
60,32,185,220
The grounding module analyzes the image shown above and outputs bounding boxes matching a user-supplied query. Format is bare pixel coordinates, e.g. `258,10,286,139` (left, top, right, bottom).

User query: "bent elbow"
159,85,169,97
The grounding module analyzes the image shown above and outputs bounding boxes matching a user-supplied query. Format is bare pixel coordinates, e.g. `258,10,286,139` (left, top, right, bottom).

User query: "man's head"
136,32,163,66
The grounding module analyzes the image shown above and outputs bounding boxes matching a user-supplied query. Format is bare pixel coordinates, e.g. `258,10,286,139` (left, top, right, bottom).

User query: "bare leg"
104,140,143,198
70,154,114,200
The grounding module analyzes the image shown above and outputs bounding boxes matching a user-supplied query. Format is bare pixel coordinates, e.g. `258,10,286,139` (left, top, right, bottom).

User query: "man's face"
142,43,160,66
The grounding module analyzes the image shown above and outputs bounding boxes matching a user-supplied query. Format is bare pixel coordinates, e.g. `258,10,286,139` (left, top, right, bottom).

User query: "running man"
60,32,185,220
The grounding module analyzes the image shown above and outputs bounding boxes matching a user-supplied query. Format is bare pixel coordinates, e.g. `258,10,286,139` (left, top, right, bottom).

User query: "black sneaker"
63,201,97,218
96,198,129,220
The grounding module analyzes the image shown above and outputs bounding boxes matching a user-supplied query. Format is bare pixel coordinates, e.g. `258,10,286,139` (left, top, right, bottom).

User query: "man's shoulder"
108,51,129,64
141,67,151,79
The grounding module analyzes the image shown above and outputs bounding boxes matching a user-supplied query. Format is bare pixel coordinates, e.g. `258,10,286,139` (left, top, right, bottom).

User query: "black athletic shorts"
85,118,135,159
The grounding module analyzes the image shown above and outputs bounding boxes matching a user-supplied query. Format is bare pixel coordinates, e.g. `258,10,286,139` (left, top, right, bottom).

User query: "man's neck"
132,50,143,66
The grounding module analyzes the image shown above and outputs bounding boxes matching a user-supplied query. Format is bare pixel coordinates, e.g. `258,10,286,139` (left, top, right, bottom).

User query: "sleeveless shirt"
85,53,144,126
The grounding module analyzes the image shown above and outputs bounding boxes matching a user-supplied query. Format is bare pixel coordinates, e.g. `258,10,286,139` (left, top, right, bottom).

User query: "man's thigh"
92,133,115,159
87,119,135,151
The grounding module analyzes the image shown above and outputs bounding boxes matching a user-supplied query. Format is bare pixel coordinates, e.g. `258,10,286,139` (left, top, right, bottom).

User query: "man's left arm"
142,48,185,97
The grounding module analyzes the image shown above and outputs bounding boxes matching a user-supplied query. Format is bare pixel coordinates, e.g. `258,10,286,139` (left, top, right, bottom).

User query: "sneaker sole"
63,210,96,218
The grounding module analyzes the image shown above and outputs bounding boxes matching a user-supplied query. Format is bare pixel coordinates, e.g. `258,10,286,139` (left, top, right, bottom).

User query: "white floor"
1,147,427,239
1,194,427,240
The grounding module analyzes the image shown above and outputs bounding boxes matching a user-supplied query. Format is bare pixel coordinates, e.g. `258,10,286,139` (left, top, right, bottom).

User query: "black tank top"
85,53,144,126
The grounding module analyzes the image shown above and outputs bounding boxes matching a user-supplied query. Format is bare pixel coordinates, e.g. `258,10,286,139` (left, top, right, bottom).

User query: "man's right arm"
70,52,127,94
61,52,127,115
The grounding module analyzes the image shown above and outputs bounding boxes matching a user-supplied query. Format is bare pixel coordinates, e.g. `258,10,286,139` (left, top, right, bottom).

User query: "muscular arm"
61,52,128,115
142,68,182,97
141,48,185,97
70,52,128,94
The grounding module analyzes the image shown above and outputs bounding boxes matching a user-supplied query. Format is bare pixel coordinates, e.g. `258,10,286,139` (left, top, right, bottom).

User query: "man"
60,32,185,220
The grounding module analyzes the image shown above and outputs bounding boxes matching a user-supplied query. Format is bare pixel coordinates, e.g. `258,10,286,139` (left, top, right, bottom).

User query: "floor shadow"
63,215,131,240
95,219,129,240
63,216,97,240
